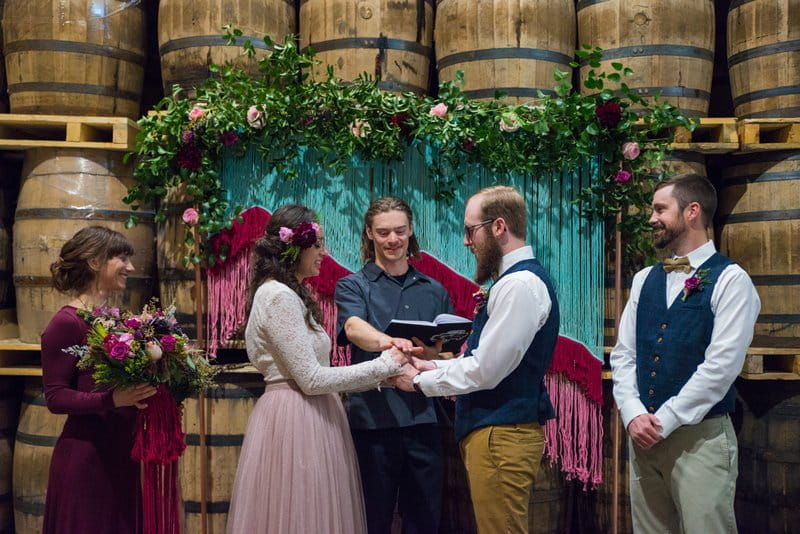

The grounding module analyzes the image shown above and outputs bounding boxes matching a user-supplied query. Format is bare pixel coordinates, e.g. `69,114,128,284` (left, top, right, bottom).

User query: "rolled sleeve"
334,277,367,346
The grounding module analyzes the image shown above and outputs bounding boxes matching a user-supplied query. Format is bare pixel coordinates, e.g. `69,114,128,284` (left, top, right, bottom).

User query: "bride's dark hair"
247,204,322,328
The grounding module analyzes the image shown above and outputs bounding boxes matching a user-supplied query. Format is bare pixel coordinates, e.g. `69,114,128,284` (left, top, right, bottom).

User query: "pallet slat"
738,119,800,153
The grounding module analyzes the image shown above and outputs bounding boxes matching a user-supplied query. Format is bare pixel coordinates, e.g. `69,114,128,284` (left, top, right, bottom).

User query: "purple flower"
123,317,141,329
108,308,120,318
160,334,177,353
684,276,701,291
93,307,105,316
595,102,622,128
102,334,118,352
177,144,202,171
292,222,320,249
390,113,413,138
221,131,238,147
462,138,476,153
181,130,196,145
118,333,133,344
109,342,130,360
614,170,632,184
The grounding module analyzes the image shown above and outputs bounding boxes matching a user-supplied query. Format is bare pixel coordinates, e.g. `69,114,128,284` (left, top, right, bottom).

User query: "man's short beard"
652,220,686,250
473,232,503,285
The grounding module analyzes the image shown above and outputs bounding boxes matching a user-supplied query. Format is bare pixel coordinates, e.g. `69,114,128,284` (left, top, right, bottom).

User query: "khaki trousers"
629,415,738,534
460,423,544,534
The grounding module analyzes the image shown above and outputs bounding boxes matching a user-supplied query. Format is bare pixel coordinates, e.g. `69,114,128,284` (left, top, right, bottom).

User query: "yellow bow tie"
663,256,692,274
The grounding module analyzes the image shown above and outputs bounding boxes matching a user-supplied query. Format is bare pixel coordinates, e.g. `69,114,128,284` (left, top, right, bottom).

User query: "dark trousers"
351,424,444,534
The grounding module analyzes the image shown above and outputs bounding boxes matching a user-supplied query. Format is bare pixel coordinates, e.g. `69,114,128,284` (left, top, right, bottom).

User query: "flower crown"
278,221,322,262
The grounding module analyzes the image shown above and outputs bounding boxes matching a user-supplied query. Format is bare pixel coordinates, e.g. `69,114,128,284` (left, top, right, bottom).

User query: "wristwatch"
412,374,422,393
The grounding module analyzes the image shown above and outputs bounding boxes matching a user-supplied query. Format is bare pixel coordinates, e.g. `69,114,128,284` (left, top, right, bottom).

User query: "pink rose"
499,114,520,133
614,170,632,184
310,222,321,236
351,119,369,138
109,342,130,360
102,334,118,352
123,317,141,329
278,227,294,242
108,307,120,318
247,105,265,129
622,142,640,160
188,106,205,120
160,334,177,353
182,207,199,226
118,333,134,344
429,103,448,118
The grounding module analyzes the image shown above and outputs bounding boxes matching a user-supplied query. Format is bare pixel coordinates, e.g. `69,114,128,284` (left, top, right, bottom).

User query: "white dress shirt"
415,246,552,397
610,240,761,439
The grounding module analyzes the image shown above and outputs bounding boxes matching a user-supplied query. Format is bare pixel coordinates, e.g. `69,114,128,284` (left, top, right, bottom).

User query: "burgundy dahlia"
595,102,622,128
291,222,319,249
177,144,202,171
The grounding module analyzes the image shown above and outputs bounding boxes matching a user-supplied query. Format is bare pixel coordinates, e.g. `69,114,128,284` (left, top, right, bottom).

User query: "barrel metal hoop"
722,171,800,185
461,87,557,99
184,433,244,447
15,430,58,448
183,500,230,514
730,151,800,165
729,0,760,10
733,85,800,108
299,0,433,7
437,48,573,70
580,44,714,64
756,314,800,325
302,37,432,57
7,82,140,102
739,106,800,119
728,39,800,67
14,274,153,288
718,208,800,224
14,208,155,223
615,86,711,100
750,274,800,286
159,35,272,56
21,393,46,406
576,0,610,9
12,495,45,516
376,80,427,94
4,39,145,64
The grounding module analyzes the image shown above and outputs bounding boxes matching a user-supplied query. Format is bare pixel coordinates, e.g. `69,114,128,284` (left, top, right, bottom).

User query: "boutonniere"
472,287,489,316
682,268,710,301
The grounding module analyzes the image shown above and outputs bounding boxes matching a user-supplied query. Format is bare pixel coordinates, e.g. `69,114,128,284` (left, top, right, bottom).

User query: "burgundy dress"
41,306,141,534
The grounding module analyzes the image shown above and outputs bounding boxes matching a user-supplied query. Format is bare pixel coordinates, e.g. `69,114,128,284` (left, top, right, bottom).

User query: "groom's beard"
473,233,503,285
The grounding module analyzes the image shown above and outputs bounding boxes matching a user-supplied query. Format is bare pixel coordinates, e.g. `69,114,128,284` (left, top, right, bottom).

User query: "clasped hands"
627,413,663,450
382,336,441,393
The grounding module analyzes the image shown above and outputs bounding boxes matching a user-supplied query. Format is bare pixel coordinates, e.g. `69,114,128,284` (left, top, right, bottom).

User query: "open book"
384,313,472,353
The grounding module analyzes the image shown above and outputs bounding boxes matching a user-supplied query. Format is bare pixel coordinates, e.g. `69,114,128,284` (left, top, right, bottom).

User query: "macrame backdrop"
208,144,605,488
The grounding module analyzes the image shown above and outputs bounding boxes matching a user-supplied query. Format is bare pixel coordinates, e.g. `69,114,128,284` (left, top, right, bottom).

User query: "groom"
392,185,560,533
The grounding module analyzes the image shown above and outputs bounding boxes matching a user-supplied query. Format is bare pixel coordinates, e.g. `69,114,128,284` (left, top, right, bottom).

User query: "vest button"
661,323,667,329
650,370,657,377
654,355,661,362
657,337,663,343
648,406,655,412
649,388,654,396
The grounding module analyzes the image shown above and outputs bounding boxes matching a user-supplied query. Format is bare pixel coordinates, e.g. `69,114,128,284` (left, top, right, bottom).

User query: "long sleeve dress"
41,306,141,534
225,281,402,534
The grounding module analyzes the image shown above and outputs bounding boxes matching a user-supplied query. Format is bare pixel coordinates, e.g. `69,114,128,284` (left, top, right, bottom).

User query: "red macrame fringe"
130,385,185,534
549,335,603,406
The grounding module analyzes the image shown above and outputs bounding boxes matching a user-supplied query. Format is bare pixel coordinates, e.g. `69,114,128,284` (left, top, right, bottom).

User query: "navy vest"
636,252,736,416
454,258,560,442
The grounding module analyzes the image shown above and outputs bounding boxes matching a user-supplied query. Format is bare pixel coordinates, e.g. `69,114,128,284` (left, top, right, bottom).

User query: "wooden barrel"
12,149,155,343
578,0,715,117
300,0,434,95
0,0,7,113
0,378,22,534
2,0,145,119
716,150,800,348
727,0,800,118
0,178,12,309
435,0,575,104
180,374,265,534
12,379,67,534
157,187,206,340
438,401,568,533
735,380,800,532
158,0,295,99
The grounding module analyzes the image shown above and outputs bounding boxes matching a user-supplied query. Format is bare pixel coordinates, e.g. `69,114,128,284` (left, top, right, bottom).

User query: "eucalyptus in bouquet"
71,299,216,403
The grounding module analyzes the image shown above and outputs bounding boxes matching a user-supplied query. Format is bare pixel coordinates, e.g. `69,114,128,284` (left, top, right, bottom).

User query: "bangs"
105,231,135,259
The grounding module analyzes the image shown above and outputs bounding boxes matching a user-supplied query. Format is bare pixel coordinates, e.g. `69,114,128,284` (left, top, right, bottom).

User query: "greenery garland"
126,28,695,265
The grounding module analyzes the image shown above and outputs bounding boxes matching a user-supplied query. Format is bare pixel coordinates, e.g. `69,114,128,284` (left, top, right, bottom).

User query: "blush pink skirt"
225,382,367,534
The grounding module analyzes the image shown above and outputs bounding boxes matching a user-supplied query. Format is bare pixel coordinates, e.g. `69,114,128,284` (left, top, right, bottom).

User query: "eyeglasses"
463,219,495,240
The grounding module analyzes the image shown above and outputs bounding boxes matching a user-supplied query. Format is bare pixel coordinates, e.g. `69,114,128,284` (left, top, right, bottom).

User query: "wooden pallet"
669,117,739,154
738,118,800,152
0,114,138,152
739,347,800,380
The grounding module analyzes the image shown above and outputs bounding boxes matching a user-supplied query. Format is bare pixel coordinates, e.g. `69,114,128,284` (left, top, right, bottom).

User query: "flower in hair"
278,221,322,262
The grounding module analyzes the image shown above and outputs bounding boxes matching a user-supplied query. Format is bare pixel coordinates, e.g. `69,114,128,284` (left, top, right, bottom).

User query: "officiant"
335,196,453,534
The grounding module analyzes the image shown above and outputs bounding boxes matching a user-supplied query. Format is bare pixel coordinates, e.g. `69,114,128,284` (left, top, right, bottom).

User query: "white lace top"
245,280,402,395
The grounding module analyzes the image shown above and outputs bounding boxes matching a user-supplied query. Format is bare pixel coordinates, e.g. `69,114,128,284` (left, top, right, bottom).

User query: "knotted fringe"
543,337,604,489
130,385,185,534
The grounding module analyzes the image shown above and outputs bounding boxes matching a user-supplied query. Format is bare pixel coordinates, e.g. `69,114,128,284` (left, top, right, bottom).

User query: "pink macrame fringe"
207,252,250,356
130,385,185,534
544,373,604,489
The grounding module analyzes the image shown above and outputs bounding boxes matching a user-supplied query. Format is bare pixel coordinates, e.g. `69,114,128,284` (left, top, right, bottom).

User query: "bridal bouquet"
69,299,216,534
72,299,216,403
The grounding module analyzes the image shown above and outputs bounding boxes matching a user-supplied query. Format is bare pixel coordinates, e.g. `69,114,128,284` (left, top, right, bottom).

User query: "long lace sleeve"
250,284,402,395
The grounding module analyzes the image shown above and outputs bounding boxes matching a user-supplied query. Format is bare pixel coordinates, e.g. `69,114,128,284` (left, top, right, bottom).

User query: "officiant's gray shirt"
335,262,453,429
